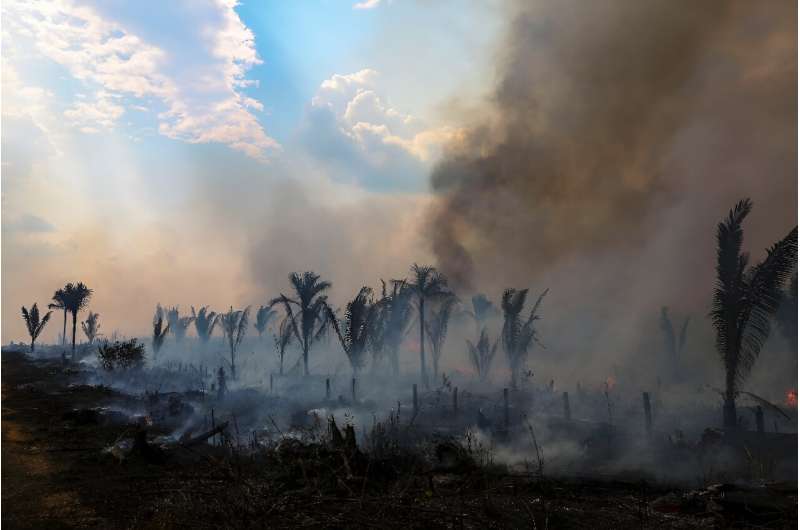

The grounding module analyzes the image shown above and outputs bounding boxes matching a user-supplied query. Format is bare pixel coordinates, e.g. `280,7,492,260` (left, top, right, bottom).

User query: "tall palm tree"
425,295,458,382
254,305,278,340
192,306,218,343
375,279,414,376
81,311,100,344
329,286,381,375
269,271,333,376
501,288,548,390
218,306,251,380
48,288,67,346
21,303,52,353
408,264,450,387
467,327,498,382
152,304,170,359
62,282,93,359
710,199,797,430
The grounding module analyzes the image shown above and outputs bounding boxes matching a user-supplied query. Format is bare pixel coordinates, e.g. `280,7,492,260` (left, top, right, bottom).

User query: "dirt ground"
2,351,796,529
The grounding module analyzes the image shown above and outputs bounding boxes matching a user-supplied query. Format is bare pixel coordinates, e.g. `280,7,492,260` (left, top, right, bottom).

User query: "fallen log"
180,421,229,448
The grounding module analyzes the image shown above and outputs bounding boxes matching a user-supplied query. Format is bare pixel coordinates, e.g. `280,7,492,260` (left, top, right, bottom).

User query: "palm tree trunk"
71,312,77,360
433,355,439,384
723,370,737,429
419,298,428,388
303,342,310,376
62,309,67,346
230,348,237,380
30,339,35,353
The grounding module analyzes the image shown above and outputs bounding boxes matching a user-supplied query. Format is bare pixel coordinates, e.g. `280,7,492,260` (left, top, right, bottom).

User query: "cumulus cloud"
300,69,460,191
2,0,278,160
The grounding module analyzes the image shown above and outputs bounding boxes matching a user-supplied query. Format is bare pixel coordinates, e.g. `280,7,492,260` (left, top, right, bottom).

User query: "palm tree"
775,275,797,353
467,327,498,382
273,316,294,376
408,264,450,387
710,199,797,430
152,304,170,359
254,305,278,339
218,306,251,380
21,303,52,353
269,271,333,376
329,287,381,375
62,282,93,359
166,306,194,342
659,307,690,377
192,306,218,343
501,288,548,390
375,279,414,376
425,295,458,382
48,288,67,346
81,311,100,344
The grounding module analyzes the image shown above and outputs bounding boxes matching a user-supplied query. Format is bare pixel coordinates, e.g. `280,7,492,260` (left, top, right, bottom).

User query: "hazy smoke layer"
430,0,796,291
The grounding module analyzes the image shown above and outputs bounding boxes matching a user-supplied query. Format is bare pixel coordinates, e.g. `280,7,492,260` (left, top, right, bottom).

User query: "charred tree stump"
563,391,571,421
643,392,653,438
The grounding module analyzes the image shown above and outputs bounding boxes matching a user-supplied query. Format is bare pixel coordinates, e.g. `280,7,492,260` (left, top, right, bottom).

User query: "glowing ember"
786,390,797,408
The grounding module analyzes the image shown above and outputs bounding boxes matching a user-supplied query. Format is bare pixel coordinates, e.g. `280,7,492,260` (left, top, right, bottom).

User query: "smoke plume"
430,0,796,291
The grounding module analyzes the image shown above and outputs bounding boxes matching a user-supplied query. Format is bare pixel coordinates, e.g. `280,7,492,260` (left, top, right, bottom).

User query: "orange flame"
786,389,797,408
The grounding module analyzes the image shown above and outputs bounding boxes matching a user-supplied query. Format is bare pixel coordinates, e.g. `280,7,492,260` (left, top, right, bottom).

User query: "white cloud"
299,69,460,191
312,69,459,163
353,0,382,10
2,0,279,160
64,91,125,132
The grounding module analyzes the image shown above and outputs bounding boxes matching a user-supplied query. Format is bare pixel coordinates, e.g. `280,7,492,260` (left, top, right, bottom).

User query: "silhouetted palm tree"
329,287,381,375
269,272,333,376
21,303,52,353
218,306,251,380
273,316,294,376
710,199,797,430
375,279,414,376
408,264,450,387
152,304,170,358
425,295,458,382
254,305,278,340
192,306,218,343
81,311,100,344
166,306,194,342
48,288,68,346
62,282,93,359
775,274,797,353
467,327,498,382
501,287,548,390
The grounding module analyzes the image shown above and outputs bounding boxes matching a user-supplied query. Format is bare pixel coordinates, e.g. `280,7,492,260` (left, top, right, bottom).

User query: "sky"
1,0,505,342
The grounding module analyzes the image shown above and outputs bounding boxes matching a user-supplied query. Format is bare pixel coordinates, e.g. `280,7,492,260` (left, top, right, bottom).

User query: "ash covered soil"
2,351,796,529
